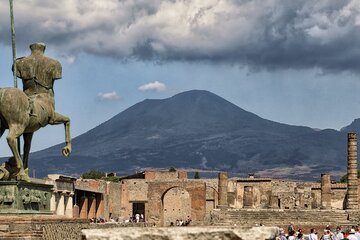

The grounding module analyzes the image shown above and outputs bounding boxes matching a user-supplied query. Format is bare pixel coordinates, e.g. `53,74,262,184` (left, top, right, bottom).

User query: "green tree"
169,166,176,172
194,171,200,179
102,176,121,182
81,170,105,179
339,170,360,183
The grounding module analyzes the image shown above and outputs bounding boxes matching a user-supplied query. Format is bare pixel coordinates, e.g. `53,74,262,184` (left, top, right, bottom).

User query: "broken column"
347,133,358,210
321,174,331,209
218,172,228,208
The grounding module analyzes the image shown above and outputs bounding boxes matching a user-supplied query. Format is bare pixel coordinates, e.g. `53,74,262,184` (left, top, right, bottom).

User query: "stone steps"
210,209,358,227
0,230,43,240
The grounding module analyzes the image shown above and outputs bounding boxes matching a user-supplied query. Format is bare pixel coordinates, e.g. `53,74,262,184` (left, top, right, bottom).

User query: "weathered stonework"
82,226,280,240
0,181,52,214
321,174,331,209
147,180,206,226
347,132,358,209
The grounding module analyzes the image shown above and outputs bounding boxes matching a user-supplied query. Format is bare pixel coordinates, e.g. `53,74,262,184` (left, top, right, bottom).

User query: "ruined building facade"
47,133,360,226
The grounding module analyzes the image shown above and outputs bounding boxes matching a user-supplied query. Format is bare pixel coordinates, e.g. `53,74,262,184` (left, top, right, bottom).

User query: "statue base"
0,180,52,214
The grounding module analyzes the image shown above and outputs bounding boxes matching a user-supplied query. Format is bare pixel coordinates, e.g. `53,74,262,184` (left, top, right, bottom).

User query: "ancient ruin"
0,133,359,239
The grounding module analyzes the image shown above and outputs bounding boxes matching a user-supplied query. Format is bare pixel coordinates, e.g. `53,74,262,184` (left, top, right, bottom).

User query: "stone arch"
205,186,218,212
161,187,191,226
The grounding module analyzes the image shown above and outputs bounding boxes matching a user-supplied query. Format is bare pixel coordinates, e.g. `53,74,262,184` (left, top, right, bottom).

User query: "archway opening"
162,187,191,226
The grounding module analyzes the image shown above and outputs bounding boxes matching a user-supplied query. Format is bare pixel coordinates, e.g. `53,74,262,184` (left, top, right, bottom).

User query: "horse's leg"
7,125,28,181
49,112,71,157
23,132,34,172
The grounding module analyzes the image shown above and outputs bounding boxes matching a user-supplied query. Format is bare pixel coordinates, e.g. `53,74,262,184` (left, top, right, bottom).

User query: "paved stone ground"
82,226,280,240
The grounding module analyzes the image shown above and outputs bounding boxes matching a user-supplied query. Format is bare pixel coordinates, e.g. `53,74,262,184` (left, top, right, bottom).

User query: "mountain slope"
19,90,353,180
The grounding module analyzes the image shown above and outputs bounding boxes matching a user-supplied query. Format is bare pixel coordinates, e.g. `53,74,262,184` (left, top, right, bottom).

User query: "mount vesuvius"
11,90,358,180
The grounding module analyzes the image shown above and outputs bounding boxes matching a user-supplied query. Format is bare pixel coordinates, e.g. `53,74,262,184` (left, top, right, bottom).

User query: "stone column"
56,192,65,215
218,172,228,208
80,196,88,219
65,192,74,218
73,204,80,218
88,195,97,219
347,133,359,209
321,174,331,209
50,192,57,212
96,195,104,218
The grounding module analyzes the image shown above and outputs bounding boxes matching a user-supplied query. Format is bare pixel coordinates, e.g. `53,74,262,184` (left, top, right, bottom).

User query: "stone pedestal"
0,181,52,214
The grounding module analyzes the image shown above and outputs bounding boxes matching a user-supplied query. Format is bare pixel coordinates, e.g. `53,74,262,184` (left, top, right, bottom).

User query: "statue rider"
13,43,62,116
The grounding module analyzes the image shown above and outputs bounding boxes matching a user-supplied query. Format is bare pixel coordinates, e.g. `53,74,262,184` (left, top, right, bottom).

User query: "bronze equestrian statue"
0,43,71,181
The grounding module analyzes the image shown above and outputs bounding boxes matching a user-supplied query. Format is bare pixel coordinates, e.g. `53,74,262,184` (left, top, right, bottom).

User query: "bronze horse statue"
0,43,71,181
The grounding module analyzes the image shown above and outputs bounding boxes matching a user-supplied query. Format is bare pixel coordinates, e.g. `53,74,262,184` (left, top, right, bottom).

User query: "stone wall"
75,179,106,194
145,170,187,181
231,178,272,209
147,181,206,226
106,182,121,219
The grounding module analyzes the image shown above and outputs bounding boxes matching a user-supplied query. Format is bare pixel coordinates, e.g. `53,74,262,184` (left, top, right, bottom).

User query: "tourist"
347,229,358,240
140,213,144,222
175,219,180,226
185,216,192,226
355,226,360,240
288,223,295,234
135,213,140,223
279,229,287,240
320,230,331,240
288,230,296,240
333,226,344,240
295,232,304,240
308,229,318,240
179,219,184,226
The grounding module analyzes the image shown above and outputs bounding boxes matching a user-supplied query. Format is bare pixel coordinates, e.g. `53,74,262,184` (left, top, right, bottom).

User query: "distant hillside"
10,90,357,180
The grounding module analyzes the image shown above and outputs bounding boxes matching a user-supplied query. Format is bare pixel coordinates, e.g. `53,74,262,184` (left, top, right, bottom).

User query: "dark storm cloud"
0,0,359,72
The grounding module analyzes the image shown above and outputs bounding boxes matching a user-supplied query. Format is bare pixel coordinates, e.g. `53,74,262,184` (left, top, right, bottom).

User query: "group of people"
279,224,360,240
170,216,192,226
126,213,145,223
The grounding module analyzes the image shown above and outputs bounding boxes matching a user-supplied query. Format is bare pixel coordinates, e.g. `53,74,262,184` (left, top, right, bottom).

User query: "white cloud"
138,81,167,92
97,91,122,101
65,55,76,64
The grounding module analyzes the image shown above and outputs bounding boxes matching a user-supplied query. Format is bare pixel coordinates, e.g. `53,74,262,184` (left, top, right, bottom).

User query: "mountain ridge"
4,90,358,180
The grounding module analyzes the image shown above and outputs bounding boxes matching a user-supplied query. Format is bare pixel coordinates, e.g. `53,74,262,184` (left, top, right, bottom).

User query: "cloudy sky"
0,0,359,156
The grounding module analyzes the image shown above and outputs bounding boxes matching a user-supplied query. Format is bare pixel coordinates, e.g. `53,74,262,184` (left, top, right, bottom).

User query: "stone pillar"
96,195,104,218
88,195,97,219
321,174,331,209
65,192,74,218
80,196,88,219
347,133,359,209
50,192,57,212
56,192,65,215
218,172,228,208
73,204,80,218
243,186,254,208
